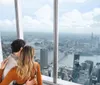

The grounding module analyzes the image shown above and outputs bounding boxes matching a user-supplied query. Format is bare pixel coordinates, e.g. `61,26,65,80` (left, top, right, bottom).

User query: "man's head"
11,39,26,53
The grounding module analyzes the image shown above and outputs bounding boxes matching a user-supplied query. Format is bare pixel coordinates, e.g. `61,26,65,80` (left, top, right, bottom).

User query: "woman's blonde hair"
17,45,34,79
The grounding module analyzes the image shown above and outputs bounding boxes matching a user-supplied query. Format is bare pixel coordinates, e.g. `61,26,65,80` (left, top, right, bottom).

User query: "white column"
14,0,23,39
53,0,58,84
0,34,3,62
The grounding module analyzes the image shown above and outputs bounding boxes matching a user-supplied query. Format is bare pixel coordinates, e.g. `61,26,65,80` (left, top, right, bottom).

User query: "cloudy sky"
0,0,100,34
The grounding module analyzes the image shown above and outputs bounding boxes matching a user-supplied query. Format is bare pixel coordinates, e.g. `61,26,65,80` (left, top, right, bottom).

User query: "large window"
0,1,17,58
1,0,100,84
22,0,54,78
59,0,100,85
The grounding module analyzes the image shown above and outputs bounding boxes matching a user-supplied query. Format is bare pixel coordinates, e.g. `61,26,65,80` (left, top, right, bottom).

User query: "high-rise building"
85,60,93,75
73,54,80,67
72,54,80,83
97,68,100,83
91,32,94,41
40,49,48,70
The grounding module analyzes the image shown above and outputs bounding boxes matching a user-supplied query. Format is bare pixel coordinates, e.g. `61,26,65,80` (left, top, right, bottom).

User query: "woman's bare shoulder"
34,62,39,65
34,62,40,68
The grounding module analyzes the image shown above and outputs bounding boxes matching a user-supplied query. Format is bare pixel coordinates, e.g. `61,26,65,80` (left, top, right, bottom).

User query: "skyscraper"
85,60,93,75
91,32,94,41
72,54,80,83
40,49,48,70
73,54,80,67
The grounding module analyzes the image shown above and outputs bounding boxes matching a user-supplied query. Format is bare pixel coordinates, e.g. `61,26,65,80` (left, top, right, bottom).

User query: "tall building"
91,32,94,41
72,54,80,83
91,32,94,48
40,49,48,70
85,60,93,75
73,54,80,67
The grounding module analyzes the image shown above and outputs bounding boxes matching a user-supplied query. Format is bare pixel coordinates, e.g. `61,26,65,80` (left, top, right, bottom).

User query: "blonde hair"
17,46,34,79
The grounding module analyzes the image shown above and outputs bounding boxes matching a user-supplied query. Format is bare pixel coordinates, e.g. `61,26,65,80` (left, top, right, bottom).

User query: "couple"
0,39,42,85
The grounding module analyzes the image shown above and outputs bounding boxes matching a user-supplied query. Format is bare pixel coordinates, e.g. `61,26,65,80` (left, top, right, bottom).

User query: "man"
3,39,26,85
3,39,35,85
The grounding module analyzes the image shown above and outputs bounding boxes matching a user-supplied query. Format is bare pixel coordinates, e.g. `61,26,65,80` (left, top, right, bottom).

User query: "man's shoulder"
3,54,17,78
3,54,13,63
7,54,16,61
5,54,17,69
6,54,13,59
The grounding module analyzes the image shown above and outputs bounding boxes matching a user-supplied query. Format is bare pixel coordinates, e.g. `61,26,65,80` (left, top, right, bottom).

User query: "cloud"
0,19,16,32
23,16,40,28
0,15,53,32
23,4,53,32
59,8,100,34
49,0,87,3
1,3,100,34
60,0,87,3
34,4,53,26
35,4,51,19
0,0,14,5
23,15,53,32
0,4,53,32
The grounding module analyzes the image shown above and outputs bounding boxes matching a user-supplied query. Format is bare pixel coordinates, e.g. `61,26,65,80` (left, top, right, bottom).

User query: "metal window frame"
15,0,59,84
14,0,23,39
0,0,23,63
53,0,58,84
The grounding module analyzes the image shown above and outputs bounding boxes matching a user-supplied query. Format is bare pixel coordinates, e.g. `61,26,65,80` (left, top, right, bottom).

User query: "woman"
0,46,42,85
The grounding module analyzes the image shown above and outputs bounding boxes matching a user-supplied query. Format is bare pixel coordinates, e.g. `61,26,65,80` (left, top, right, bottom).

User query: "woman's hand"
26,78,37,85
0,58,8,70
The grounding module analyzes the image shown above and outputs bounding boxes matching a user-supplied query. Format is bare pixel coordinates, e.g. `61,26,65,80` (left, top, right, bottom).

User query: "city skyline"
0,0,100,34
1,30,100,85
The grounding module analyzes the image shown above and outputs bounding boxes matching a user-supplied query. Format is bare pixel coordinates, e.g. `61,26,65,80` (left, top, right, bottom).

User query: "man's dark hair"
11,39,26,53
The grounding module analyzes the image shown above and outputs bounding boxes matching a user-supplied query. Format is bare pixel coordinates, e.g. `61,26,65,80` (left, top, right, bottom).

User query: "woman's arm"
0,69,3,82
37,63,42,85
0,58,8,81
0,59,16,85
0,67,17,85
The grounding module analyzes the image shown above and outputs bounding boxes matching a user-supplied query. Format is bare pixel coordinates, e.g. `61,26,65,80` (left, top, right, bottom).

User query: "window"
59,0,100,85
0,1,17,58
22,0,54,78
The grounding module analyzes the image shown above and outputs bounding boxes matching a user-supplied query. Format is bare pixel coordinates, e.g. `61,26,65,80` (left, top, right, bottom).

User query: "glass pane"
22,0,53,78
59,0,100,85
0,1,17,58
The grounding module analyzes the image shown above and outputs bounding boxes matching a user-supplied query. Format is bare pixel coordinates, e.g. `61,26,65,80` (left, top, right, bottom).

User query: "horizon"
0,31,100,36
